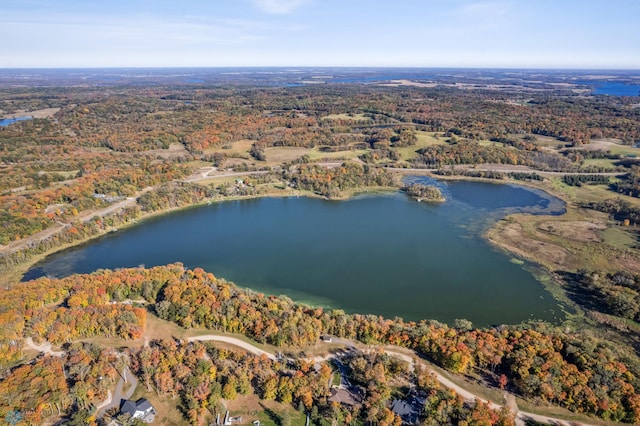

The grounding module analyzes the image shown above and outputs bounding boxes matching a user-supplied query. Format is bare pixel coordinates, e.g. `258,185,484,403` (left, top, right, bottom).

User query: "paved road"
0,187,152,257
186,334,593,426
187,335,277,361
24,338,138,419
24,337,64,357
23,333,594,425
183,169,271,183
383,165,626,177
96,367,138,418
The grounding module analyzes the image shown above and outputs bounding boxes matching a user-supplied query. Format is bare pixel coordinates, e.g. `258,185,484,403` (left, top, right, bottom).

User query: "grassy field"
588,138,640,156
532,135,565,149
305,147,368,161
190,175,249,186
487,201,640,275
477,139,511,148
581,158,618,169
130,387,189,426
547,178,640,206
132,383,306,426
322,113,371,121
395,131,445,160
601,226,638,249
40,170,79,178
264,146,310,163
184,160,213,169
225,395,307,426
204,139,254,157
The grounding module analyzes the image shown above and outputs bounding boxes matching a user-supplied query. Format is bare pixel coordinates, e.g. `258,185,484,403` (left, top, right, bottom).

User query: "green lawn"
255,408,307,426
396,131,445,160
581,158,618,169
601,226,638,249
306,148,368,161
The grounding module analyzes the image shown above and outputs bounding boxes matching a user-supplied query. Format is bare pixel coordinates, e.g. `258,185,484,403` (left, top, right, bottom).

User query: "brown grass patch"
488,205,640,274
489,220,570,270
2,107,60,119
264,147,311,163
224,158,253,167
225,139,254,154
537,220,605,243
145,143,189,159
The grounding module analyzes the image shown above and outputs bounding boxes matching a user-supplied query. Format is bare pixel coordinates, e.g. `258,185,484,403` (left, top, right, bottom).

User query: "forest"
1,82,639,252
1,264,639,424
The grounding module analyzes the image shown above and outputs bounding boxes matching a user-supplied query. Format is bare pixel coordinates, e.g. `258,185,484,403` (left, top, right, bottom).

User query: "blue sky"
0,0,638,68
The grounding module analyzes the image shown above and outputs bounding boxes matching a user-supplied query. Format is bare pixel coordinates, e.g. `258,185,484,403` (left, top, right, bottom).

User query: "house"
328,388,362,406
320,335,332,343
120,398,156,423
390,398,420,425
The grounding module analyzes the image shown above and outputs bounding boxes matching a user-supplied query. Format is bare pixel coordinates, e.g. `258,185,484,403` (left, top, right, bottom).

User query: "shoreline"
5,172,582,315
8,175,578,327
4,184,400,285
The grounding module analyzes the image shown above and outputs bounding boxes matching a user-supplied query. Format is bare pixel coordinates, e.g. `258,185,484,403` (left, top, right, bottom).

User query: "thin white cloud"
252,0,309,14
0,12,270,48
457,0,511,17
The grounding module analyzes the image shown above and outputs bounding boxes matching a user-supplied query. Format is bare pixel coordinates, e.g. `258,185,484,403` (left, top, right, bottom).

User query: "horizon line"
1,65,640,72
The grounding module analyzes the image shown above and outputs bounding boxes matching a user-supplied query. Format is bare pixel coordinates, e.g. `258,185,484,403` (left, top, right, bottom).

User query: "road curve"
97,367,138,418
24,337,64,357
383,165,626,177
185,335,593,426
21,334,594,425
187,335,277,361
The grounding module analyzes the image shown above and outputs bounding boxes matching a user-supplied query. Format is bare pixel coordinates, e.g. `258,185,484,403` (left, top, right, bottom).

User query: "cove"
23,179,566,327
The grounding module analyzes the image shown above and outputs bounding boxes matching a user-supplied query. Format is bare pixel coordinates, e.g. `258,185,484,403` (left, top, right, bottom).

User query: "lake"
575,80,640,96
0,116,32,126
23,179,566,327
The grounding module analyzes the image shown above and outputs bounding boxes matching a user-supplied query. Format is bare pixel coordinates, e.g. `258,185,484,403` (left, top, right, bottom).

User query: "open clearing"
146,143,189,159
378,79,437,88
305,147,367,161
548,179,640,206
39,170,79,178
225,395,307,426
1,107,60,119
205,139,254,156
533,135,566,149
130,387,187,426
396,131,445,160
581,158,618,169
566,138,640,156
264,146,310,163
321,112,371,121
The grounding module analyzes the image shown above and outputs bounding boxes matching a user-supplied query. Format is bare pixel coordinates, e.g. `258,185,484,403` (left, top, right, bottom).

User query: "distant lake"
0,116,32,126
576,80,640,96
24,179,566,327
